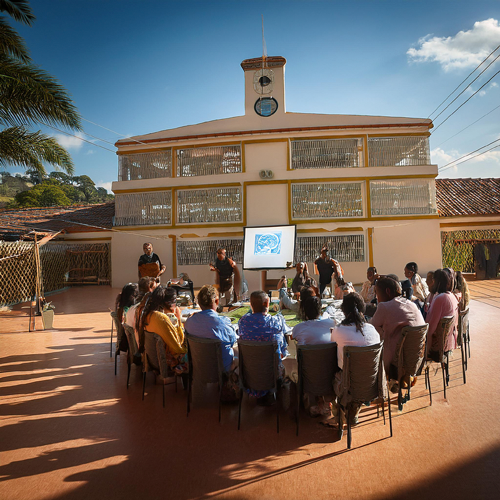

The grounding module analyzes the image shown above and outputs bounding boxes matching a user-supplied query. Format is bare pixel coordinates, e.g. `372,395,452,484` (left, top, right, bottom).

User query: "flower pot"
42,309,54,330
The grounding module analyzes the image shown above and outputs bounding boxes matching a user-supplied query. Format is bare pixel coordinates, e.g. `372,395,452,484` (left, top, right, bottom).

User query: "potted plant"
41,300,55,330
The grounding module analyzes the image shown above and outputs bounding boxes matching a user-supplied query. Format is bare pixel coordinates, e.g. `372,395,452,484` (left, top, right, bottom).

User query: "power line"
428,43,500,118
438,137,500,171
439,142,500,173
434,103,500,148
82,117,150,147
431,68,500,134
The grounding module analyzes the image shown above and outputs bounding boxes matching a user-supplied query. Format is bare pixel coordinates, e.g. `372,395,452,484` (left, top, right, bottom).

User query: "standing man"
210,248,240,306
138,242,166,280
315,246,342,296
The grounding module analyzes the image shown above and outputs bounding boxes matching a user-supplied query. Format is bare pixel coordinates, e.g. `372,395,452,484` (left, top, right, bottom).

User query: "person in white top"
292,296,337,418
330,292,380,426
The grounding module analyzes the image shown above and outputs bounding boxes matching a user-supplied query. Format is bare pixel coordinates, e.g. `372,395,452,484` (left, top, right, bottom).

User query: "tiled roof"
435,178,500,217
0,202,115,240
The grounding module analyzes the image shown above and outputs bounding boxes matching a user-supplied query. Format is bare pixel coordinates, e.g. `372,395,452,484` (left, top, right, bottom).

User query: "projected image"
255,232,282,255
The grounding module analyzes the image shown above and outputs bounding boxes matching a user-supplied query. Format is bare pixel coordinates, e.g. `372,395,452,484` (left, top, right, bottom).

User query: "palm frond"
0,55,81,130
0,0,35,26
0,126,74,175
0,17,30,62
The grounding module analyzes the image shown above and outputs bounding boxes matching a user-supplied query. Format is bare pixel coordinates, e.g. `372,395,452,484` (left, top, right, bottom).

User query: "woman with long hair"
137,286,188,374
404,261,429,304
115,283,139,323
455,271,470,311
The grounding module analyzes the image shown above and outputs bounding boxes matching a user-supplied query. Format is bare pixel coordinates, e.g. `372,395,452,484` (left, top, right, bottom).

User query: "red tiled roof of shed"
435,178,500,217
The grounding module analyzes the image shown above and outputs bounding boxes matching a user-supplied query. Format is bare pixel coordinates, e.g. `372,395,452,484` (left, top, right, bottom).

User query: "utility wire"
428,43,500,118
82,117,150,146
439,143,500,173
438,137,500,171
431,68,500,134
435,103,500,148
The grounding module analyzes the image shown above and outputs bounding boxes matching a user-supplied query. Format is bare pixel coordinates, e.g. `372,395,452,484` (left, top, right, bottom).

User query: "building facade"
110,56,442,290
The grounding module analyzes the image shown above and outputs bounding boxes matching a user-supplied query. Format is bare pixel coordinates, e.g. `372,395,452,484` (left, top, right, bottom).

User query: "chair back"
434,316,455,358
339,342,385,406
297,343,338,397
238,340,279,393
123,325,139,363
396,324,429,381
186,333,224,386
458,308,469,346
143,330,170,379
111,311,126,351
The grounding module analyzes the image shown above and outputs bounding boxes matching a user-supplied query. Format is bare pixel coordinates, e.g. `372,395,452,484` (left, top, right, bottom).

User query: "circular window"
254,97,278,117
259,76,271,87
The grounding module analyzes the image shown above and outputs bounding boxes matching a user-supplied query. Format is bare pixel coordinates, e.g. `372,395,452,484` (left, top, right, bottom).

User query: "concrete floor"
1,283,499,500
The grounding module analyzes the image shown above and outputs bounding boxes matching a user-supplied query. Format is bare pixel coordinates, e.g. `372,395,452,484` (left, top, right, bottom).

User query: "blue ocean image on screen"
254,232,282,255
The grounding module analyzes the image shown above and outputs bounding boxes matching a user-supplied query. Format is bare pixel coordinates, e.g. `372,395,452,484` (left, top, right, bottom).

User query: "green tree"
0,0,81,176
73,174,98,203
15,181,70,207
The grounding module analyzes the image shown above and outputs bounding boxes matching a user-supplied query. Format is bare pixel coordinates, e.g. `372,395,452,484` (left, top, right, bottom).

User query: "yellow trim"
114,223,245,231
368,228,374,267
114,187,173,194
289,134,367,141
116,147,172,156
172,147,177,178
288,180,292,225
60,237,112,241
440,220,500,228
241,138,288,145
289,174,437,184
365,180,372,220
363,135,368,167
287,139,291,171
241,142,246,173
179,233,200,238
114,182,243,195
244,180,289,186
207,231,245,237
169,234,177,277
175,140,242,150
291,215,439,224
297,227,364,233
367,132,431,138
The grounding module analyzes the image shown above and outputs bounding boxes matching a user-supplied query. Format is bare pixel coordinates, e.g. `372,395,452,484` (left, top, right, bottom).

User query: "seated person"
292,296,337,417
115,283,139,351
370,277,425,391
426,269,459,360
455,271,470,312
124,277,157,344
238,291,289,404
137,286,188,374
423,271,436,317
330,293,380,426
184,284,238,372
168,272,195,303
291,262,317,297
360,266,377,304
404,262,429,304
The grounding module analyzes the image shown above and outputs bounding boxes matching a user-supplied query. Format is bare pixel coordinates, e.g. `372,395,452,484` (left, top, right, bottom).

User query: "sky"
5,0,500,191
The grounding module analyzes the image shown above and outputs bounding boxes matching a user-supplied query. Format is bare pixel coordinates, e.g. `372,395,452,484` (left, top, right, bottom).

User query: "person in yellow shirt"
137,286,188,374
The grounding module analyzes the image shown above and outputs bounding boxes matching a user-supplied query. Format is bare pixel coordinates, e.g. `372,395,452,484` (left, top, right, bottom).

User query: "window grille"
291,138,362,169
368,136,430,167
177,187,242,224
118,150,172,181
176,145,242,177
370,179,437,216
114,191,172,226
441,229,500,273
295,235,365,263
291,182,364,219
177,239,244,266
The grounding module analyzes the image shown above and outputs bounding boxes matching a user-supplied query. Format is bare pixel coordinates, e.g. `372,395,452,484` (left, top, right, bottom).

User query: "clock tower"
241,56,286,117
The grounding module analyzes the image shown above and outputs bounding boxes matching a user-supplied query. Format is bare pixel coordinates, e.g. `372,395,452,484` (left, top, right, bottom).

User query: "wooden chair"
296,342,338,436
237,340,281,433
336,342,392,449
185,333,225,421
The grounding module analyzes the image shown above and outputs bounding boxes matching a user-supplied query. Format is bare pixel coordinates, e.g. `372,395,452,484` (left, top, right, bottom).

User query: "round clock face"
254,97,278,117
253,68,274,95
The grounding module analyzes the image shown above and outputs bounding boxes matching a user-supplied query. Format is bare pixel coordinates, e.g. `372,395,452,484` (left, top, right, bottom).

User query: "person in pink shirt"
426,269,459,359
370,277,425,391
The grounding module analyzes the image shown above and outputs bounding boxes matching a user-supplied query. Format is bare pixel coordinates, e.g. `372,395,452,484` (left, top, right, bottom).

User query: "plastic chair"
296,342,338,436
237,340,281,433
123,325,140,388
142,330,178,407
394,324,429,410
185,333,225,421
458,308,470,374
425,316,455,400
336,342,392,449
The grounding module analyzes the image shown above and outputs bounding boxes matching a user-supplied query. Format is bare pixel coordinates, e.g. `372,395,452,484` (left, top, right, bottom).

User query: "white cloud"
431,147,459,166
408,19,500,71
53,132,85,150
96,181,113,193
86,149,94,155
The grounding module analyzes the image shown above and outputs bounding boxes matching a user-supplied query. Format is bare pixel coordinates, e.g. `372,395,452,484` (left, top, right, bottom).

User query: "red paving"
0,283,499,500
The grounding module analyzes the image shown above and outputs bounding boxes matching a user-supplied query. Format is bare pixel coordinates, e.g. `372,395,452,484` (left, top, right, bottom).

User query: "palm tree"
0,0,81,176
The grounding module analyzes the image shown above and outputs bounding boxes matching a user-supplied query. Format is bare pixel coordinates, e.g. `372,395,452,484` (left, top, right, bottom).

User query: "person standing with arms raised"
210,248,240,307
315,246,343,296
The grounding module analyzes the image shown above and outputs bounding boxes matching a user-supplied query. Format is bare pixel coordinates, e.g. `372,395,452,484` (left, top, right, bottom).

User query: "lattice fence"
368,136,430,167
291,138,362,169
441,229,500,273
0,241,111,306
295,235,365,263
177,239,243,266
177,145,242,177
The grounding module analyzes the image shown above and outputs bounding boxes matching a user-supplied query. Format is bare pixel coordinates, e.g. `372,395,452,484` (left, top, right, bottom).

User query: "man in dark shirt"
138,242,166,279
210,248,239,306
315,246,342,296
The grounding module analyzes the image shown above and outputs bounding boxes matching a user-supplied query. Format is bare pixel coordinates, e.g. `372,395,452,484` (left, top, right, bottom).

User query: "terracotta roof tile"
435,178,500,217
0,202,115,239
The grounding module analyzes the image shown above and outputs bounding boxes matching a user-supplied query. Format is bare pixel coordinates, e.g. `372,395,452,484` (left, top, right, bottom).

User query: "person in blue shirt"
184,284,238,372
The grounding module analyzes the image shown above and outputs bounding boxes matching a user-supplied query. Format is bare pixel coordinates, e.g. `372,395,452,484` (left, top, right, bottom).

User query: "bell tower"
241,56,286,117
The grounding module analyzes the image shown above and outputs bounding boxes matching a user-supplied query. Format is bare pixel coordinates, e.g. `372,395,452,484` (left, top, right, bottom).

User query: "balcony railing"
114,190,172,226
118,150,172,181
295,235,365,262
291,138,362,169
368,136,430,167
177,145,242,177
